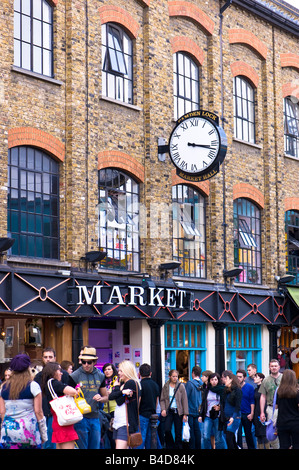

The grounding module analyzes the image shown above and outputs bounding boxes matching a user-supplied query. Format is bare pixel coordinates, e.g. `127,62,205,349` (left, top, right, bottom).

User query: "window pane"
33,46,42,74
14,0,21,12
43,0,51,23
102,24,133,104
33,19,42,46
22,0,31,16
33,0,42,19
14,0,53,77
7,146,59,259
43,21,51,49
98,169,139,271
22,39,31,70
234,198,261,284
22,14,31,42
173,52,200,120
233,77,255,143
43,49,51,76
14,12,21,39
172,185,206,278
14,40,21,67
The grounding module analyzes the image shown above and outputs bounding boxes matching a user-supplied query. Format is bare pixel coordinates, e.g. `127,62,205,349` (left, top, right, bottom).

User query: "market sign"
76,284,188,309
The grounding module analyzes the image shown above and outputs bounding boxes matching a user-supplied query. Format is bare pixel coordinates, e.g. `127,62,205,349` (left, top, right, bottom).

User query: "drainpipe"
214,1,232,372
220,0,232,275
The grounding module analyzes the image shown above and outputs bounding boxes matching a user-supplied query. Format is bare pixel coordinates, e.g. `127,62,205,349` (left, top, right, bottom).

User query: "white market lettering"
76,285,187,309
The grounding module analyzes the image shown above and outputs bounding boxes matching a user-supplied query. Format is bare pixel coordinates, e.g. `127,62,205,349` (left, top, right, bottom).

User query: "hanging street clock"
165,110,227,182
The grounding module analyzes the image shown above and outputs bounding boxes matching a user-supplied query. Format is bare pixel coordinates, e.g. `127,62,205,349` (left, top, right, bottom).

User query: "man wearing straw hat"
69,346,108,449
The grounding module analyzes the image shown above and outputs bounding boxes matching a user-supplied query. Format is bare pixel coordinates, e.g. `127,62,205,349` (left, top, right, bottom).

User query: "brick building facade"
0,0,298,383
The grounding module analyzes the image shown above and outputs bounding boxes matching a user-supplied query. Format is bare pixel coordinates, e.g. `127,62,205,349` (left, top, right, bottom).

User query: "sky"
283,0,299,9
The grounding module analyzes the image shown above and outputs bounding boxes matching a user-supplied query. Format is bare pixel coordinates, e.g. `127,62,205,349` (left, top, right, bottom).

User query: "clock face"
169,116,221,174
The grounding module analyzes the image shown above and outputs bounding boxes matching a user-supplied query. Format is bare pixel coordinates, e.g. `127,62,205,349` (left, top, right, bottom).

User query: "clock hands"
187,142,211,148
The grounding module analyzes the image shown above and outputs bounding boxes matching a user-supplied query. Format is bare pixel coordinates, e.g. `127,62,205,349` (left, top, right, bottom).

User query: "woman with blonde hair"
0,354,47,449
109,360,141,449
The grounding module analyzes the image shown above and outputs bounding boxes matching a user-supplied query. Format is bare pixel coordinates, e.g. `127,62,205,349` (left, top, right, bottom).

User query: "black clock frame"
163,110,228,182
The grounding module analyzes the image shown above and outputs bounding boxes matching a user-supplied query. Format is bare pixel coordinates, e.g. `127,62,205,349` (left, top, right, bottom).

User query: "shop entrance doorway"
88,320,117,370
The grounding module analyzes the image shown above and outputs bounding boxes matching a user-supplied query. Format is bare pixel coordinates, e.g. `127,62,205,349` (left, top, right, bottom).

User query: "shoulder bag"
126,381,143,448
48,378,83,427
167,381,181,413
265,388,278,441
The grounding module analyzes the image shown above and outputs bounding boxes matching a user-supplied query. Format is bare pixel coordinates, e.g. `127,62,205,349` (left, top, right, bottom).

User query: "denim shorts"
113,425,128,441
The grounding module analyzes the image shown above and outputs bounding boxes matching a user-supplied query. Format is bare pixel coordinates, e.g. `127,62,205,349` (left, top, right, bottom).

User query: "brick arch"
233,183,264,209
281,53,299,71
229,29,268,60
170,36,204,65
99,5,140,38
171,169,210,196
98,151,145,183
285,197,299,213
230,61,259,88
168,1,215,36
282,82,299,101
8,127,65,162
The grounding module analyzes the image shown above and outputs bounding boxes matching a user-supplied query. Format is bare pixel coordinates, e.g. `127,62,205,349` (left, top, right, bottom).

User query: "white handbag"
48,379,83,427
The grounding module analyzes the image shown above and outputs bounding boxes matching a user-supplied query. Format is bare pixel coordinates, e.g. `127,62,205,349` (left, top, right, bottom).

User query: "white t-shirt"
1,380,41,419
206,390,220,417
113,402,127,429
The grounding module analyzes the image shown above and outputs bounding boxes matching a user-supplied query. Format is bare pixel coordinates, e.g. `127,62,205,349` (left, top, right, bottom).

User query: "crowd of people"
0,348,299,450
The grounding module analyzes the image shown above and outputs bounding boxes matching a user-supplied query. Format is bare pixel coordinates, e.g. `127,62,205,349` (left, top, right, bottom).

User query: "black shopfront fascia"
0,265,298,384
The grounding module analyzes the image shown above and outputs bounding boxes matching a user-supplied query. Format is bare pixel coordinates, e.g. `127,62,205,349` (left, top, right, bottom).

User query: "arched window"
285,210,299,284
7,146,59,258
98,169,139,271
14,0,53,77
284,97,299,159
173,52,200,120
172,185,206,278
233,76,255,143
233,198,261,284
102,23,133,104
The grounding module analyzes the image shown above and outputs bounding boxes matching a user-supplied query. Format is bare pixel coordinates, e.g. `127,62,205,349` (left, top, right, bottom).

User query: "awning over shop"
0,266,293,325
286,286,299,310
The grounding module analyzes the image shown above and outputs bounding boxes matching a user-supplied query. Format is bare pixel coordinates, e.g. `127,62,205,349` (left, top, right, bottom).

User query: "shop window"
172,185,206,278
173,52,200,120
25,319,42,346
7,146,59,259
226,325,262,373
233,198,261,284
98,168,139,272
284,96,299,159
233,76,255,143
102,23,133,104
165,322,206,382
285,210,299,285
14,0,53,77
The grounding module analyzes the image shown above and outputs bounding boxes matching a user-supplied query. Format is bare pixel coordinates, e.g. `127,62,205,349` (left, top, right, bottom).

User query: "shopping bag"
48,379,83,427
182,421,190,442
74,388,91,414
